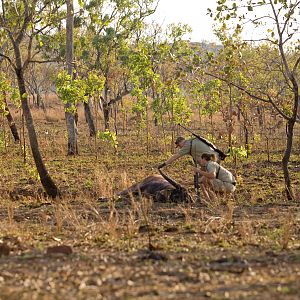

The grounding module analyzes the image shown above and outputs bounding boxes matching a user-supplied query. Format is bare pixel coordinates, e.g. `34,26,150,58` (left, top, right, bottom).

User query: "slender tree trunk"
31,92,35,106
114,104,118,136
244,123,249,158
36,92,42,108
103,85,110,130
282,119,295,200
0,42,17,143
65,0,78,155
257,106,264,128
3,95,20,142
146,106,149,156
7,6,59,197
266,135,270,163
228,85,233,149
122,108,127,134
103,103,110,130
198,107,202,126
84,98,96,136
14,60,59,197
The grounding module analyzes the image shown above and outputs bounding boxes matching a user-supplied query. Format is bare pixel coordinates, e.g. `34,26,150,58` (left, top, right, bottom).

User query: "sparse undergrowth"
0,105,300,300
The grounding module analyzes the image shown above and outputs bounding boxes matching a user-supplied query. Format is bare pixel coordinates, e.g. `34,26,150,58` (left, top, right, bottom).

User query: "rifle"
178,123,227,161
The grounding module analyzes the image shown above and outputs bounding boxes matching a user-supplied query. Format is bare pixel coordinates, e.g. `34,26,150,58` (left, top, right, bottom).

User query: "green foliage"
84,72,105,98
205,133,217,144
253,133,261,144
159,80,192,124
228,145,248,159
132,95,148,116
172,94,192,124
191,79,222,116
0,1,66,49
97,129,118,150
0,73,20,114
0,132,7,152
56,71,88,113
121,23,193,127
24,162,40,181
120,42,155,123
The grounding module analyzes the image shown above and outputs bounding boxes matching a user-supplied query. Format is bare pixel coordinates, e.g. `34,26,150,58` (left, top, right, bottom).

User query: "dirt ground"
0,103,300,300
0,201,300,300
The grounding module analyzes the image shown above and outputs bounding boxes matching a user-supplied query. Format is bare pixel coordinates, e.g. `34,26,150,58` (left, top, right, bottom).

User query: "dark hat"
175,136,185,147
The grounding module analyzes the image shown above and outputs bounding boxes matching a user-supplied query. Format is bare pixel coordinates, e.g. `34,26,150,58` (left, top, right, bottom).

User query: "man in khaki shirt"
158,136,220,169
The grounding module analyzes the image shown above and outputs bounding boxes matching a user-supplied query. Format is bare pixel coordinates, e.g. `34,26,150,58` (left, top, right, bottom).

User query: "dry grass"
0,97,300,299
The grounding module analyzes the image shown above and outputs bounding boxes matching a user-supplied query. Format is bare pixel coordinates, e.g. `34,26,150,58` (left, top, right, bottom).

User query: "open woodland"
1,0,300,299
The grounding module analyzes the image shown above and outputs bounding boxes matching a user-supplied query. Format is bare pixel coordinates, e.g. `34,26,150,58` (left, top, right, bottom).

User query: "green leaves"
97,129,118,150
119,22,194,126
56,71,88,113
56,70,104,114
84,72,105,97
0,73,20,114
191,79,222,116
78,0,85,8
228,145,249,158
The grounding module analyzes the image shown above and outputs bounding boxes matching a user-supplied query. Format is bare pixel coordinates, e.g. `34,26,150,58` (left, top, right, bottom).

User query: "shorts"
211,179,236,193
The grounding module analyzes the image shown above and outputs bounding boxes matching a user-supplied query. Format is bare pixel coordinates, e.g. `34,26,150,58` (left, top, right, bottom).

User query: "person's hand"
192,166,199,173
157,162,166,169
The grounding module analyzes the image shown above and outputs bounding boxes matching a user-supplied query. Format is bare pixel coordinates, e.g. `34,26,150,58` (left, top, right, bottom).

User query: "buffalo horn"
158,169,182,190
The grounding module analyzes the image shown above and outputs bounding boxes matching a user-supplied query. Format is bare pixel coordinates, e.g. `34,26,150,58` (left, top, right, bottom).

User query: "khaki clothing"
178,138,219,162
206,161,236,193
211,179,236,193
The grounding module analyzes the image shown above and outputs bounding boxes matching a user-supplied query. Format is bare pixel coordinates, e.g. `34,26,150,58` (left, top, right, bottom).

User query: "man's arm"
165,153,181,165
158,153,182,169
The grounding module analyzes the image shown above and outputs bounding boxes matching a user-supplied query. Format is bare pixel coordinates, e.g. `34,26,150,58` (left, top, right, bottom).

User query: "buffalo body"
118,173,192,203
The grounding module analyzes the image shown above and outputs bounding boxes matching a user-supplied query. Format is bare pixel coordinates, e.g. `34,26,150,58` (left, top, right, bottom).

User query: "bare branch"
266,94,290,120
28,59,61,64
278,60,293,90
282,33,294,45
247,15,276,24
243,38,273,43
205,72,267,101
270,0,297,89
280,1,300,36
205,71,290,120
23,32,34,69
0,41,8,64
108,89,130,107
15,0,35,45
0,53,16,70
293,55,300,75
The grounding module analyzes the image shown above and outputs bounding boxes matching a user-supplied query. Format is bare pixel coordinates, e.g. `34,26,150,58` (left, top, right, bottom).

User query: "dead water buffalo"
117,169,192,203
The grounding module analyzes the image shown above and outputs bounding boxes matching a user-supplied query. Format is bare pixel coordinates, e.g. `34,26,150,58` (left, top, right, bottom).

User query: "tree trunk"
113,104,118,136
84,98,96,136
282,119,295,200
36,92,43,108
11,28,59,197
103,103,110,130
15,66,59,197
31,92,35,106
3,94,20,142
103,85,110,130
4,2,59,198
228,85,233,149
65,0,78,155
244,123,249,158
257,106,264,128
